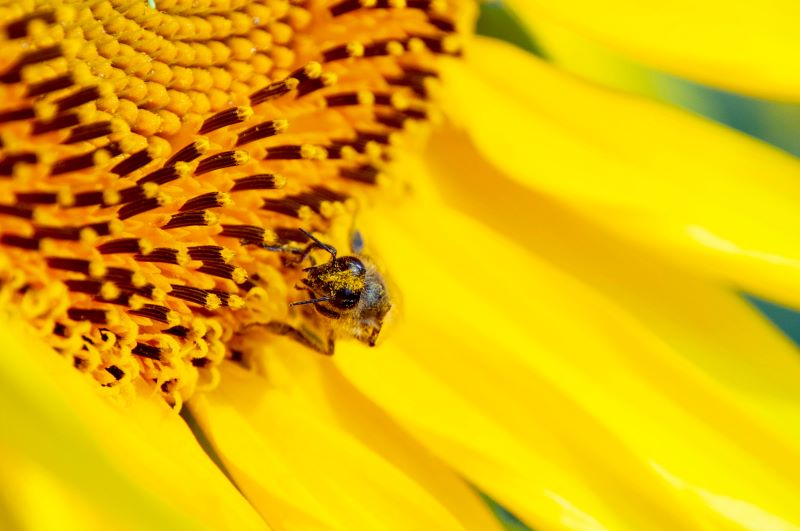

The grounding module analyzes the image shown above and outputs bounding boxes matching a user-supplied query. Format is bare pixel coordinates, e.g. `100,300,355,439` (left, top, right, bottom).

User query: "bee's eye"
332,286,361,309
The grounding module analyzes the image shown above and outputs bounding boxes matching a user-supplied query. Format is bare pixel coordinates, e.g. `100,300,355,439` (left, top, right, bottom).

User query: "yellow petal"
189,351,502,531
426,124,800,445
0,315,270,531
335,156,800,529
440,36,800,310
510,11,800,162
496,12,684,104
0,449,140,531
503,0,800,101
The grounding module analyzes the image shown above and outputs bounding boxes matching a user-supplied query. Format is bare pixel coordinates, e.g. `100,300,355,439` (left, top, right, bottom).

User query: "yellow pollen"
442,35,462,54
100,282,120,301
262,229,278,245
284,78,300,91
57,190,75,208
139,239,155,255
204,211,219,226
408,38,426,54
231,267,248,285
236,106,254,121
365,141,384,160
232,150,250,165
300,144,320,160
103,190,121,206
151,288,167,303
340,146,358,160
346,41,365,58
391,93,410,110
108,219,124,236
357,91,375,106
321,72,338,87
141,183,159,199
129,296,146,311
166,311,181,327
130,272,147,289
120,135,148,155
387,41,405,56
297,205,314,221
228,295,245,310
430,0,448,14
33,101,57,121
273,119,290,135
79,228,98,245
303,61,323,79
93,150,112,167
206,294,222,311
88,261,107,279
174,162,192,179
39,239,56,256
219,193,233,207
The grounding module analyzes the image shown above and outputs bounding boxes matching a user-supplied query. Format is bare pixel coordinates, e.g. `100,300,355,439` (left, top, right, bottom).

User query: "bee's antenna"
299,228,337,258
290,296,331,307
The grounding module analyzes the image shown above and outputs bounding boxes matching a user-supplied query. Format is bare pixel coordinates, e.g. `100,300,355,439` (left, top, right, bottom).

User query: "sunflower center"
0,0,471,405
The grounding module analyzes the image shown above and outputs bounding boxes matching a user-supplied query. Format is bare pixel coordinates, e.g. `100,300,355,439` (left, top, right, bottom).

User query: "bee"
251,229,392,355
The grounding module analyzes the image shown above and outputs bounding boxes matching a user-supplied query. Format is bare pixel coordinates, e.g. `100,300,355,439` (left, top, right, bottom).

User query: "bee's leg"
255,230,336,268
294,242,318,266
243,240,303,256
275,241,320,267
299,229,337,259
245,321,334,356
240,240,318,268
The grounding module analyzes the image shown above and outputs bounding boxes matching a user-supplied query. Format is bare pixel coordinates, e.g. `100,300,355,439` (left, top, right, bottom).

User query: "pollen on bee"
0,0,470,404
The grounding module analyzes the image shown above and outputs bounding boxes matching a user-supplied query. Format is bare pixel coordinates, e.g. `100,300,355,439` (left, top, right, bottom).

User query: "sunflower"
2,1,800,530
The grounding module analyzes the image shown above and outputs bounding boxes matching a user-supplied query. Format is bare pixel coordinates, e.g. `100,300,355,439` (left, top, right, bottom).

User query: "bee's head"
291,232,391,347
300,256,365,313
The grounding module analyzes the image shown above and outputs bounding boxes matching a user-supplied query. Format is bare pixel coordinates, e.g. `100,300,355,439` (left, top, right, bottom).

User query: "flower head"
0,0,471,404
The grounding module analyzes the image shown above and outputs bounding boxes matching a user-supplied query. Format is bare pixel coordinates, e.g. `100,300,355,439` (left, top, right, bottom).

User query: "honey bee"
252,229,392,355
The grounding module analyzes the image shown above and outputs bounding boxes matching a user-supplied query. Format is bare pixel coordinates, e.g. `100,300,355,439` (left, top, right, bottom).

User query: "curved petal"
425,125,800,445
334,156,800,529
189,350,503,531
439,36,800,310
0,315,270,531
503,0,800,102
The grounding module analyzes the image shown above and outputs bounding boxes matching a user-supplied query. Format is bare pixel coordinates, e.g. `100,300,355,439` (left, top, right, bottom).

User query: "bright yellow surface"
334,148,800,529
0,452,141,531
442,36,800,310
426,126,800,446
506,0,800,101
